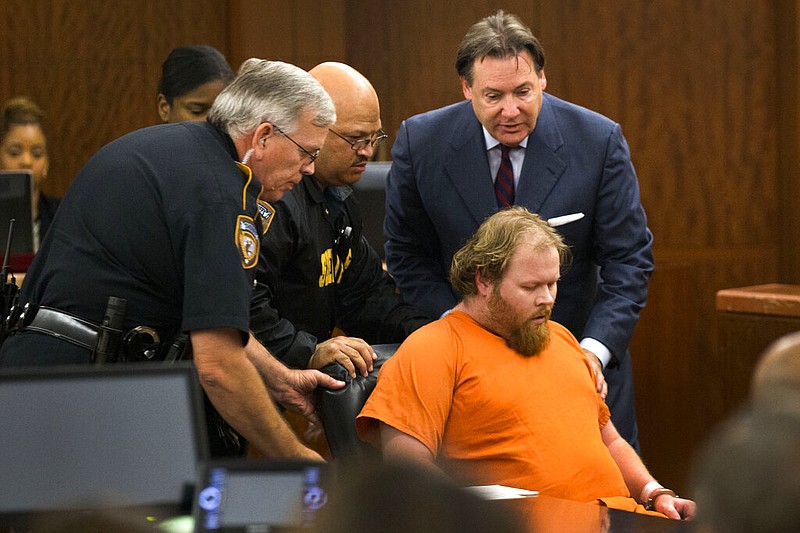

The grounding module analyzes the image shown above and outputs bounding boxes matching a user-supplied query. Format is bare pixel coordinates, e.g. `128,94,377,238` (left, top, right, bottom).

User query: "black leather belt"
25,306,101,351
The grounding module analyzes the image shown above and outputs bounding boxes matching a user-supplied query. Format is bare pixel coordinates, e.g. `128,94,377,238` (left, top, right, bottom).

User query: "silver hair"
207,58,335,139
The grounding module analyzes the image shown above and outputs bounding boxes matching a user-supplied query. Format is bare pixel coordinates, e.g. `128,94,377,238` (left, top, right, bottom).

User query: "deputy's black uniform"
250,175,430,369
0,121,262,367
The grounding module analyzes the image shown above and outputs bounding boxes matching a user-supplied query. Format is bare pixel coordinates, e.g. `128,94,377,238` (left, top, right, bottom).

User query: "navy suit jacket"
384,94,654,363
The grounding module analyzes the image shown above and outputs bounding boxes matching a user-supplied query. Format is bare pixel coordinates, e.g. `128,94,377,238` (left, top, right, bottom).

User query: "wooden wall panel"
539,1,778,251
628,262,701,492
630,245,779,492
228,0,346,71
0,0,229,198
776,0,800,284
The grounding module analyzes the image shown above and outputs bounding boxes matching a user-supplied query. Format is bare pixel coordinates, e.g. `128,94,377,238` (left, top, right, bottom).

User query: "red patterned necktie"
495,145,515,208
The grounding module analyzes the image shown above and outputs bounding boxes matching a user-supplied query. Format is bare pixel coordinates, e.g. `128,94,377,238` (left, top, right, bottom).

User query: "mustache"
530,306,552,320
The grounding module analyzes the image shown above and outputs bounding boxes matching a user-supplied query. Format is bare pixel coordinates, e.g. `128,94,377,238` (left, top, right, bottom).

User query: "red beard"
486,290,552,357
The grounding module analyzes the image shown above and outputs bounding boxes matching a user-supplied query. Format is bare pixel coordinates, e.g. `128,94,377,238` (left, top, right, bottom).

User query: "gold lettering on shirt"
318,248,352,287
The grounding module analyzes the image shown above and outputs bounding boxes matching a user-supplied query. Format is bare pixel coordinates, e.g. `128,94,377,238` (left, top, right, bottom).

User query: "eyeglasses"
274,126,320,164
328,128,388,152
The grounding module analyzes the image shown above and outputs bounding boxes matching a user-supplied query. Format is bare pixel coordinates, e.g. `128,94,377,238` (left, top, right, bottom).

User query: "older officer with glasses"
250,62,431,384
1,59,344,460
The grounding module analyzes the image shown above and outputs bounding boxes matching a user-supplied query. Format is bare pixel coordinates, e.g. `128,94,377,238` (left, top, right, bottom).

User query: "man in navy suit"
384,10,654,451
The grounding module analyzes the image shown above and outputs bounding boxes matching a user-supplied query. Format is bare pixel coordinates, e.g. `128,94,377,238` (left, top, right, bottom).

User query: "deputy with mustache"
250,62,430,379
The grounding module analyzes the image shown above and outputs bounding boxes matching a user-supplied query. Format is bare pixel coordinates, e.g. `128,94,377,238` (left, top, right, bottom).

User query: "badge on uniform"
235,215,260,269
257,200,275,235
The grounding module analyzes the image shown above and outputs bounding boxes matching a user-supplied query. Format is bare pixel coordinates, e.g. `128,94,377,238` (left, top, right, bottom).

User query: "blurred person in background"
1,96,60,250
157,44,234,123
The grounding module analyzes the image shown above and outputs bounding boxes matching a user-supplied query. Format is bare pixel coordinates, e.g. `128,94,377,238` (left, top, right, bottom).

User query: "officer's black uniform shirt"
250,174,430,369
3,121,262,363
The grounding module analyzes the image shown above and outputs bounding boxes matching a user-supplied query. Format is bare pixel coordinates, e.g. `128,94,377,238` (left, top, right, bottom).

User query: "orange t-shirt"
357,311,630,503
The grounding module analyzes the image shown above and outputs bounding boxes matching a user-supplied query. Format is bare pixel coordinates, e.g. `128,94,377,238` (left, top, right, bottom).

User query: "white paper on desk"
547,212,584,227
463,484,539,500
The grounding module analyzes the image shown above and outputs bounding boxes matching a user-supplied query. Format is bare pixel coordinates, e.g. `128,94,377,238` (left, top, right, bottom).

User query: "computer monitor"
193,459,332,533
0,170,35,271
0,362,209,526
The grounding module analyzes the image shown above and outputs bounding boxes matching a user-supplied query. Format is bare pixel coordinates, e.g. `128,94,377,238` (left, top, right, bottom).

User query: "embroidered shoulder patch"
236,215,260,269
257,200,275,235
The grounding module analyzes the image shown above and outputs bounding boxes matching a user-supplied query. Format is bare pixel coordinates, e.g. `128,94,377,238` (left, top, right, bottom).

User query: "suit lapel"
439,98,568,222
516,95,567,213
442,103,499,225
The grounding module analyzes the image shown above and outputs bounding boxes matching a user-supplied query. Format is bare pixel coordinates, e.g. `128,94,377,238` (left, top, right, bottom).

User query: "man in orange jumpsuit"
357,207,695,520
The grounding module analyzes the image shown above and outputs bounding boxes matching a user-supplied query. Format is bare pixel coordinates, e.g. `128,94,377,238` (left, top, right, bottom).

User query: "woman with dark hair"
156,44,234,123
0,96,60,250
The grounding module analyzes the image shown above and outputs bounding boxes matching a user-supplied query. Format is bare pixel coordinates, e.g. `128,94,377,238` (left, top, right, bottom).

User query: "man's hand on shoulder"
307,336,377,378
582,348,608,399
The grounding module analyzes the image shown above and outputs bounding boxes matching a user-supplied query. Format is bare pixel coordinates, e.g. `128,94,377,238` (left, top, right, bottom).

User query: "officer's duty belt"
25,306,100,351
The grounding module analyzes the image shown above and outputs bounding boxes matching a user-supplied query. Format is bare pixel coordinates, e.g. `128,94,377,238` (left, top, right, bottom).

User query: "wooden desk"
716,283,800,316
1,495,692,533
714,284,800,419
497,495,690,533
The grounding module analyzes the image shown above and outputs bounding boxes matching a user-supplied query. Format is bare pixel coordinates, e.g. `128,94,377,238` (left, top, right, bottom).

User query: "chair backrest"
351,161,391,260
314,343,398,459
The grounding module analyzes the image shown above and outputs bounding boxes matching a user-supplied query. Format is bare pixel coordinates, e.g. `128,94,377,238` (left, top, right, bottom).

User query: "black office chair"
314,343,398,459
351,161,391,260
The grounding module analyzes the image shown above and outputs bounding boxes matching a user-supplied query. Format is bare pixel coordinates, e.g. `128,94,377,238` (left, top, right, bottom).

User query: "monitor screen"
194,459,331,532
0,170,34,272
0,170,34,253
0,362,209,525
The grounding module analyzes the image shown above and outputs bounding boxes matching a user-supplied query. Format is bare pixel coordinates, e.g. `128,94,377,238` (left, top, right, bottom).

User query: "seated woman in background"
156,44,234,123
0,96,59,250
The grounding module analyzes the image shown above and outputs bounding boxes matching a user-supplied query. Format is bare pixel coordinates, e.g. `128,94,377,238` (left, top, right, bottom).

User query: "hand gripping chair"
314,343,398,459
